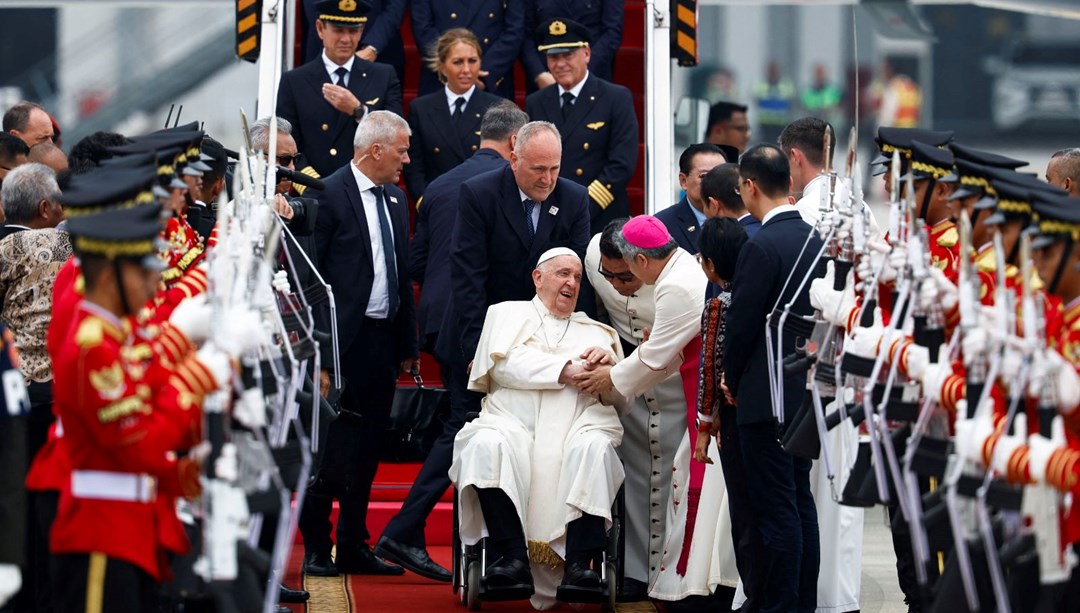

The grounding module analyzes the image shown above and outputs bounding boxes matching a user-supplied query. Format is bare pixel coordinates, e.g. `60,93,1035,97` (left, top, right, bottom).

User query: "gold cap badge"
339,0,356,11
549,20,567,36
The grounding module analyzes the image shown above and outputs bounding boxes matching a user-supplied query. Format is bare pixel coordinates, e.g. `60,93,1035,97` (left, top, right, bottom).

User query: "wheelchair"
449,421,626,612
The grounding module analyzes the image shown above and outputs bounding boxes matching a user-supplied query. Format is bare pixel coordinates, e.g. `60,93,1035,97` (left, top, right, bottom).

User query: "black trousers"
380,353,482,548
717,405,765,611
299,319,397,554
890,474,940,610
3,381,54,613
739,421,819,613
51,553,158,613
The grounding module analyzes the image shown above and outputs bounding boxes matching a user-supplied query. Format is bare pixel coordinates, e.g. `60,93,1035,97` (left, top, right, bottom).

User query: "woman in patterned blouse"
694,217,748,463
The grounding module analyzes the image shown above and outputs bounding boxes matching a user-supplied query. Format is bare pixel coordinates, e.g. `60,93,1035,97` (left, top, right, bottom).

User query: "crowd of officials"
4,0,1080,612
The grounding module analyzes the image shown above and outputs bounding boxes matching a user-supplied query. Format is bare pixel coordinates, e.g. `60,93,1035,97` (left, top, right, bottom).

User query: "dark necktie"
452,97,466,120
333,66,348,87
523,199,537,241
561,92,575,120
372,186,399,318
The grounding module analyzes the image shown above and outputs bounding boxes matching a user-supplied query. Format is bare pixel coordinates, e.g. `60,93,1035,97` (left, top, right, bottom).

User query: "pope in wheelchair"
449,247,629,610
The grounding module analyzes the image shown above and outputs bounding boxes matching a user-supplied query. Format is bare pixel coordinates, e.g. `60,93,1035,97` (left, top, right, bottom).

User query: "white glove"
819,208,851,243
810,260,856,326
991,414,1027,476
961,328,990,367
846,310,884,359
215,307,265,359
272,269,292,295
1031,348,1080,411
1027,415,1067,483
0,565,20,609
232,388,267,429
197,346,232,388
169,294,212,343
926,266,958,311
953,401,996,467
215,442,239,482
920,361,952,405
903,343,930,380
855,239,898,289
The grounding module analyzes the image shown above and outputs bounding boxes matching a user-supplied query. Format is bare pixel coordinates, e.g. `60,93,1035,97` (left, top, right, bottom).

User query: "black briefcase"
379,372,449,463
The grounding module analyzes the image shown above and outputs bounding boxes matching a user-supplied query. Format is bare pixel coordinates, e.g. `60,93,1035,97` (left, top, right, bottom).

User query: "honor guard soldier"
48,187,227,612
279,0,403,178
525,19,638,234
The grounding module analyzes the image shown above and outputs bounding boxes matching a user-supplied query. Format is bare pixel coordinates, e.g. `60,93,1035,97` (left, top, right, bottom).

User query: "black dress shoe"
279,583,309,603
481,556,534,600
335,545,405,575
302,551,339,577
373,535,452,582
556,560,604,603
617,577,648,602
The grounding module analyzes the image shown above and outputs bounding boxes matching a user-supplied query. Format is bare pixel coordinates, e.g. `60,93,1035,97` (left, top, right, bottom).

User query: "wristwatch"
352,104,366,120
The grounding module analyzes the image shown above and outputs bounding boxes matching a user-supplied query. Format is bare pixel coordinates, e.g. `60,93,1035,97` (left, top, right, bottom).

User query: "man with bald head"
3,102,54,147
27,143,67,175
451,247,627,609
1047,148,1080,196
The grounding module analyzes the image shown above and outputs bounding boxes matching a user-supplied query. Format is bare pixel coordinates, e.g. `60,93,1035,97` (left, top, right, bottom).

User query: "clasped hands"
559,347,617,393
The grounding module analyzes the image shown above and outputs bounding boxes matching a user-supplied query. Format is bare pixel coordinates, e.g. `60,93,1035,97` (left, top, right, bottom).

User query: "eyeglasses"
597,260,636,283
276,154,301,167
735,176,755,196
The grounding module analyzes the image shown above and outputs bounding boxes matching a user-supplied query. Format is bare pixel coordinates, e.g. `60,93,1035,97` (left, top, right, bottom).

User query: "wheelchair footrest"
556,584,607,604
478,584,535,602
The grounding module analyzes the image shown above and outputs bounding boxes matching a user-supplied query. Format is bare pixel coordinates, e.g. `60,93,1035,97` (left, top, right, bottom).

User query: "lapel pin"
389,196,398,203
687,225,695,233
548,206,559,215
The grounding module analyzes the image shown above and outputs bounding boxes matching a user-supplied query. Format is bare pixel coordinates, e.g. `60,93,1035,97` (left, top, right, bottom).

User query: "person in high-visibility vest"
874,61,922,129
800,64,843,130
753,61,797,144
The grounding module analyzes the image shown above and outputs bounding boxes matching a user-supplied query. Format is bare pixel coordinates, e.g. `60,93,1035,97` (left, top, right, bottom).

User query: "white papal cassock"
450,297,627,610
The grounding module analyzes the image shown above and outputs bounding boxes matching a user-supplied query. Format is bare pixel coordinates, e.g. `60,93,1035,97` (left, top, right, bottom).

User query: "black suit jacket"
655,198,701,254
411,0,525,99
409,148,508,343
724,210,822,425
277,57,403,178
435,166,590,364
312,164,417,368
403,89,502,201
525,74,638,234
520,0,624,83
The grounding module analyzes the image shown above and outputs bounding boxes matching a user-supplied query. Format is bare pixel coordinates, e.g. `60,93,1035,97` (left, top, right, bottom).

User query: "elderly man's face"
534,255,582,317
545,47,590,90
598,254,642,296
369,128,410,185
512,130,561,202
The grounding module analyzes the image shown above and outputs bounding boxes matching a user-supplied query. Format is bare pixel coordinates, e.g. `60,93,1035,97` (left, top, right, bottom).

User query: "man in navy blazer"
300,111,418,578
521,0,623,86
302,0,407,87
655,143,728,254
411,0,526,100
374,103,529,581
723,145,821,613
279,0,403,179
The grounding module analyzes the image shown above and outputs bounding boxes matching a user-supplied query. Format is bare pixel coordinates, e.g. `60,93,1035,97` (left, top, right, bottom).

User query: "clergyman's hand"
641,328,651,343
579,347,614,370
572,364,614,395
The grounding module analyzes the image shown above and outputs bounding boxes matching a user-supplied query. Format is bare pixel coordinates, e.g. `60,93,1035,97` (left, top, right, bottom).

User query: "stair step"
292,500,456,548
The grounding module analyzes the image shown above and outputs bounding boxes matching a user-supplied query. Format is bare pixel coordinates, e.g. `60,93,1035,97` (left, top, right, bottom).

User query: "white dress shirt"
445,84,476,114
322,51,356,86
349,161,396,318
558,71,589,105
518,188,542,230
761,203,799,226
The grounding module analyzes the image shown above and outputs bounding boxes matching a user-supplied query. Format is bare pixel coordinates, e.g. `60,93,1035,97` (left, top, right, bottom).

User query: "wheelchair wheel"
603,562,617,611
466,560,482,611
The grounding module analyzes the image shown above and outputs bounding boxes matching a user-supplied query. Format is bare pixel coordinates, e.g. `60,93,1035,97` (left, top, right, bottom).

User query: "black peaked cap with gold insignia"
314,0,371,27
61,166,162,218
67,201,165,269
984,172,1065,226
870,127,953,174
536,18,591,55
1030,190,1080,249
903,140,956,182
